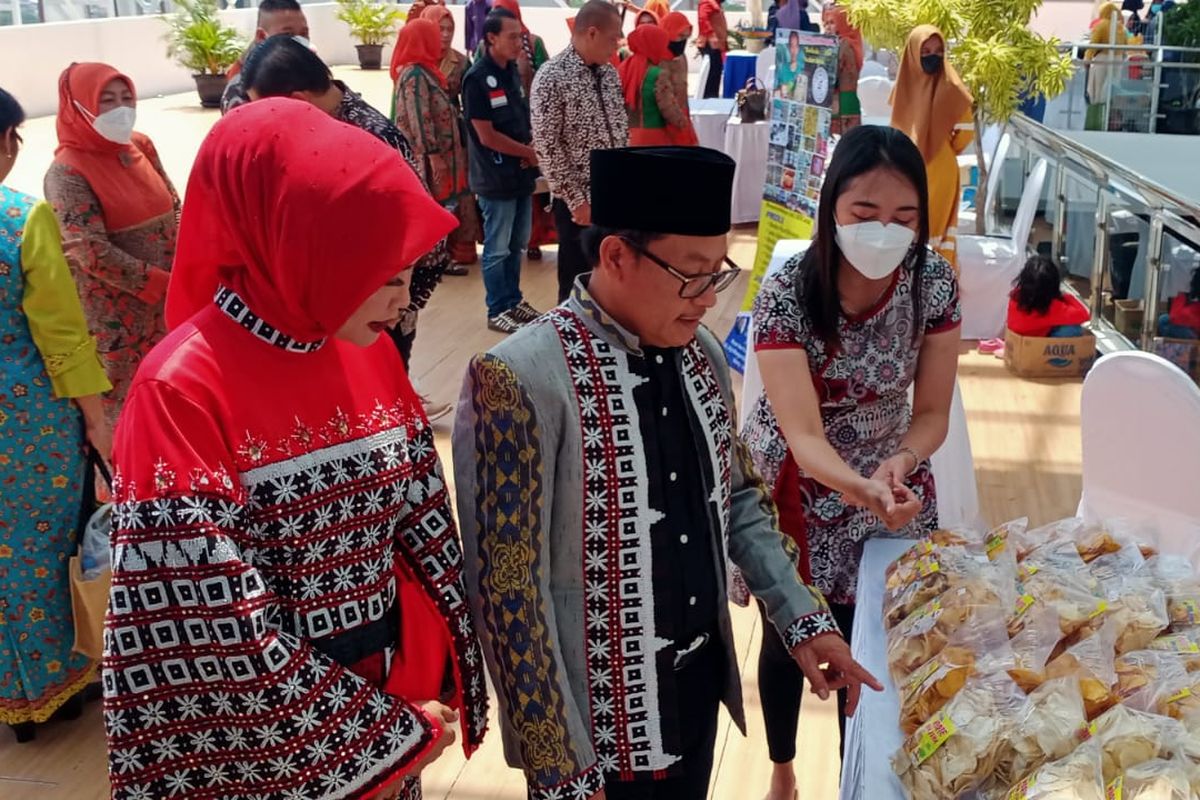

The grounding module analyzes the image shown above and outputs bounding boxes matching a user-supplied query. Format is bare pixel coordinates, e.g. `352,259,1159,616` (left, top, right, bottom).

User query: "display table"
722,50,760,98
689,98,735,152
839,538,913,800
726,116,770,224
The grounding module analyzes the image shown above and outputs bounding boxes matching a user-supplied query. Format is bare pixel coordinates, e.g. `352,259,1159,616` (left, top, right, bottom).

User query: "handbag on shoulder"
70,447,113,661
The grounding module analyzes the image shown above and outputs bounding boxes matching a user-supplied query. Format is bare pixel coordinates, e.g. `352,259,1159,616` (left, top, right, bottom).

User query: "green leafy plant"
336,0,405,47
1162,0,1200,61
843,0,1075,229
164,0,245,76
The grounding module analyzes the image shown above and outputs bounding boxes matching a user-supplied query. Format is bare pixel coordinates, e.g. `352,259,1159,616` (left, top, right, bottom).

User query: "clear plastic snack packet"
1151,672,1200,721
1104,758,1192,800
1086,703,1186,783
899,608,1014,735
883,545,1016,631
1002,739,1105,800
893,671,1028,800
1073,564,1169,655
1010,518,1086,564
981,517,1031,562
1148,627,1200,670
1116,650,1192,709
886,581,1005,684
1010,568,1109,641
987,677,1088,793
1008,605,1067,694
1146,556,1200,630
1044,619,1119,720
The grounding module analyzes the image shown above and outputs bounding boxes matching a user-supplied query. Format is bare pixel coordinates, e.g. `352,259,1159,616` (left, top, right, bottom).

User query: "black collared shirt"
633,345,721,646
462,52,537,199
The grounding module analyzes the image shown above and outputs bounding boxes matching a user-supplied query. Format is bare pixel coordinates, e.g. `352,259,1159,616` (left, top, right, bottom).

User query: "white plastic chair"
738,241,980,530
957,131,1011,235
695,55,710,100
860,60,888,79
957,158,1050,340
757,46,775,92
1078,351,1200,561
857,75,894,118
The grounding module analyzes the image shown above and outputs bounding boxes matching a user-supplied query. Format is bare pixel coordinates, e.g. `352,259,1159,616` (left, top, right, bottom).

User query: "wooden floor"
0,69,1085,799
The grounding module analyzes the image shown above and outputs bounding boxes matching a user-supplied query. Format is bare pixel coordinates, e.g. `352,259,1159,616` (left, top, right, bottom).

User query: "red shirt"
698,0,728,51
1170,293,1200,332
1006,294,1091,337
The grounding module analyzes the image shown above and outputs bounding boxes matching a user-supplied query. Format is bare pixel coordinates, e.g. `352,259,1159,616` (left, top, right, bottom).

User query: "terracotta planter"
193,74,228,109
356,44,384,70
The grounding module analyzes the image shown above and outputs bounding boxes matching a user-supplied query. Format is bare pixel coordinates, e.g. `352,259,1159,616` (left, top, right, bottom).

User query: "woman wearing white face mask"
740,125,961,800
44,63,179,429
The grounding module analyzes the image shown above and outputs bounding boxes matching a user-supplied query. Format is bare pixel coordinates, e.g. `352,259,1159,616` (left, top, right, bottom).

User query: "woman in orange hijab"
420,5,471,102
889,26,973,270
661,11,700,145
393,19,480,265
44,63,179,428
618,25,694,146
822,3,864,135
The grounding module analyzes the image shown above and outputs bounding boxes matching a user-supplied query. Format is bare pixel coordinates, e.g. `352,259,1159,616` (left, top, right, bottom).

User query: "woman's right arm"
43,164,170,303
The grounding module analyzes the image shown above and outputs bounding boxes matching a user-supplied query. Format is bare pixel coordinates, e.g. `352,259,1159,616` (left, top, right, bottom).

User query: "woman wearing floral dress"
741,126,960,799
393,20,481,266
0,87,112,743
44,63,179,429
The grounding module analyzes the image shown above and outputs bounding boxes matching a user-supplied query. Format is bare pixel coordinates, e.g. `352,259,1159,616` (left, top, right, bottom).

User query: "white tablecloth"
840,538,913,800
726,117,770,225
689,98,734,152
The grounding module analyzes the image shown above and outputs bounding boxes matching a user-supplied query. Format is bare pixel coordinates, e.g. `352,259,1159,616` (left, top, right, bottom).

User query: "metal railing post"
1149,41,1163,133
1142,214,1165,349
1053,164,1068,270
1091,190,1111,320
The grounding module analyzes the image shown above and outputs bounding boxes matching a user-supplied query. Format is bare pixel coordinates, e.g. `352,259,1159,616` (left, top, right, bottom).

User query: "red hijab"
390,19,448,86
166,99,455,340
618,25,674,109
825,5,864,70
661,11,692,41
54,63,174,232
493,0,526,28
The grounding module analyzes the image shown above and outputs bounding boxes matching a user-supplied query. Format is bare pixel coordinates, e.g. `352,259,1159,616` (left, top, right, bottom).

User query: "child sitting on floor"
1007,255,1091,338
1158,268,1200,340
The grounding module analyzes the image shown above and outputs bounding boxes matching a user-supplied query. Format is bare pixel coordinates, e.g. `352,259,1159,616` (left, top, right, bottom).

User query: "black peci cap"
589,146,737,236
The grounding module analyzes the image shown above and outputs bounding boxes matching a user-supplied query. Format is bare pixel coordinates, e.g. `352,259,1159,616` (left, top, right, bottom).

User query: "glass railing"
1002,114,1200,379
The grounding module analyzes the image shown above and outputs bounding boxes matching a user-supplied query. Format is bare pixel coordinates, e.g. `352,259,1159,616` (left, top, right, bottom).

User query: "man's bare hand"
790,634,883,717
404,701,458,775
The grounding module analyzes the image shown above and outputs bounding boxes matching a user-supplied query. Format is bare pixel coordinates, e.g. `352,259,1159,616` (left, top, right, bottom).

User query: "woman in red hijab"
105,98,489,800
619,25,696,146
661,11,701,145
822,3,865,134
44,63,179,428
392,19,480,265
420,5,471,101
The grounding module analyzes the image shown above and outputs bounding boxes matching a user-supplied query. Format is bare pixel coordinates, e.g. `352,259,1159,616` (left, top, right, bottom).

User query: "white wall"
1,4,716,118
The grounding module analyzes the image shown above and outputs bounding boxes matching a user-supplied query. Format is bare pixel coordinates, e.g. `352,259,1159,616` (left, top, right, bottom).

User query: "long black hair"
242,34,331,98
796,125,930,351
0,87,25,136
1013,255,1064,314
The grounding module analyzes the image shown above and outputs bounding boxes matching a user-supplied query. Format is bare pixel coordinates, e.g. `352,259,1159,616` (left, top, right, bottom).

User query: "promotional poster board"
725,30,838,372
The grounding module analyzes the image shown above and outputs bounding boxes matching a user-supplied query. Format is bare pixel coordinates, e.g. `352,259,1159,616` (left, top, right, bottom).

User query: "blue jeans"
1159,314,1200,340
1049,325,1086,337
477,195,531,318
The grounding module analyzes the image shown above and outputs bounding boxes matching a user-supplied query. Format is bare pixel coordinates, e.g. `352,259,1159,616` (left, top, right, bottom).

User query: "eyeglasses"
620,237,742,299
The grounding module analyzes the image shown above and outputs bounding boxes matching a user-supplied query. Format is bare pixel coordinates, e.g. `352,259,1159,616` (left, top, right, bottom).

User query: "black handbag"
736,77,768,123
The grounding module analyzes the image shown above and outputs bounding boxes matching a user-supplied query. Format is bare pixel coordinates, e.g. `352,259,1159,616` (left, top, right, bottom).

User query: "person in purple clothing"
465,0,492,54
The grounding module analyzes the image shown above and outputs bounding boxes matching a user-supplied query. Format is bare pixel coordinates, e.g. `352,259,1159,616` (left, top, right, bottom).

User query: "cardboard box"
1114,299,1145,338
1004,329,1097,378
1151,337,1200,380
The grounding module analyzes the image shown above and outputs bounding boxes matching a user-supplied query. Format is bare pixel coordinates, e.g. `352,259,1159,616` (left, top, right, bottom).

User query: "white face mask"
76,101,136,145
835,221,916,280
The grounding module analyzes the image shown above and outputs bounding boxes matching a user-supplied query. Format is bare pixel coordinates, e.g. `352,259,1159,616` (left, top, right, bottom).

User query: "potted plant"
164,0,245,109
336,0,405,70
1160,0,1200,134
843,0,1075,232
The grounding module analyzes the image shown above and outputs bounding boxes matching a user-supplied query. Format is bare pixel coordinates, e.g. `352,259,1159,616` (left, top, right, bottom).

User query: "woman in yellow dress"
890,25,973,269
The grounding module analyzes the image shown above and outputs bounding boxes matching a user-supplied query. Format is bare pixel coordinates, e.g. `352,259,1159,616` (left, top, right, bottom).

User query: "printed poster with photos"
725,30,839,373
